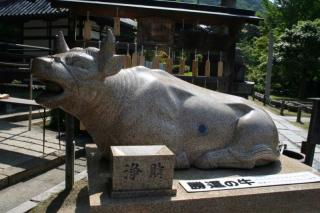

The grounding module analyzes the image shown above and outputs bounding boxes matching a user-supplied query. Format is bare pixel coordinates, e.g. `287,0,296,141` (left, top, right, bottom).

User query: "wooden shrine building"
0,0,136,83
50,0,261,96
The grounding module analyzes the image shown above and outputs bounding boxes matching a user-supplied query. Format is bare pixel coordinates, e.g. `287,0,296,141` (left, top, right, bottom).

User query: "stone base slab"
86,144,320,213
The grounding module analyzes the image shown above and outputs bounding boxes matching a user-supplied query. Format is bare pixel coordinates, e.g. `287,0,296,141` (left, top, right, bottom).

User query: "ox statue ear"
55,31,70,54
99,28,124,76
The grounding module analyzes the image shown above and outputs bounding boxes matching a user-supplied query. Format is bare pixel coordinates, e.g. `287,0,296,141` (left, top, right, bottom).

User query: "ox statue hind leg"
194,108,280,169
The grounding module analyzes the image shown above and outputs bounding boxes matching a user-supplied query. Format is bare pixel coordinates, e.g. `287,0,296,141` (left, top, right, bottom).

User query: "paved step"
0,120,90,190
0,110,45,123
0,157,87,213
0,147,85,191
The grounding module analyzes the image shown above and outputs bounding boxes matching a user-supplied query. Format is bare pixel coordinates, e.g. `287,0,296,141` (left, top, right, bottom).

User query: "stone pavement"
282,116,310,124
265,109,320,171
0,157,87,213
0,120,64,172
0,118,86,190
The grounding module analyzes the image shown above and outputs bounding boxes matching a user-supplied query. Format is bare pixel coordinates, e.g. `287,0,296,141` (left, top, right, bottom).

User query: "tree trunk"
298,76,306,99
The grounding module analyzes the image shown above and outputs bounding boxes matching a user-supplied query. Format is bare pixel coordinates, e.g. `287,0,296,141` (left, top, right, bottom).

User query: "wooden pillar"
20,21,25,63
78,16,84,41
68,13,77,46
217,25,239,94
28,59,33,131
217,42,236,94
48,20,52,50
65,112,75,191
226,43,236,93
20,21,24,44
65,12,77,191
305,98,320,166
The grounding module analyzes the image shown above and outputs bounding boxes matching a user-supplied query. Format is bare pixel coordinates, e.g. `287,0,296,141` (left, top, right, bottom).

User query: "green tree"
172,0,265,11
238,0,283,93
273,0,320,29
260,0,284,33
240,0,320,97
274,20,320,98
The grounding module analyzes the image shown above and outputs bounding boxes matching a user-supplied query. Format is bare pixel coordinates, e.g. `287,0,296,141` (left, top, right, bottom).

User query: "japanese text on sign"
179,172,320,192
123,162,165,180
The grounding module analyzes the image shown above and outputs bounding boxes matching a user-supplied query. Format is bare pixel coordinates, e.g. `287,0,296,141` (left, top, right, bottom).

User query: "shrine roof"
50,0,262,25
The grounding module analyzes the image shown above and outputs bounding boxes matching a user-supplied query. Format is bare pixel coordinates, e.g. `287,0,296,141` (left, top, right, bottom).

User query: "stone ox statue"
32,30,279,169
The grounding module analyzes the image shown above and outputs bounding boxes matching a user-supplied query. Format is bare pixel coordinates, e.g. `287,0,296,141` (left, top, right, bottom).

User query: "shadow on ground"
0,121,25,130
29,180,90,213
0,149,48,169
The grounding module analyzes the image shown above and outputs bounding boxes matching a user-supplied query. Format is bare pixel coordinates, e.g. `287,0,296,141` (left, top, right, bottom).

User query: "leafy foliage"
236,0,264,11
272,0,320,29
240,0,320,98
170,0,264,11
274,20,320,98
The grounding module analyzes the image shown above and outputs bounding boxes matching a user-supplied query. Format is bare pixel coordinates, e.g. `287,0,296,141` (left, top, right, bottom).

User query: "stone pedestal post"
305,98,320,166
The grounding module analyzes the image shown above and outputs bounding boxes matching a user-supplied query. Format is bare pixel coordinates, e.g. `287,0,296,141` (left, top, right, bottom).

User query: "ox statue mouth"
35,80,65,104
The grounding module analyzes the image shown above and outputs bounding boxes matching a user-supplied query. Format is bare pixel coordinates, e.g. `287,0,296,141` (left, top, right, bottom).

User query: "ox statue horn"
55,31,70,54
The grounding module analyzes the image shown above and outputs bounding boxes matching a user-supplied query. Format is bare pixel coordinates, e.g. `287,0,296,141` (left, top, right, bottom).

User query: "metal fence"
0,42,51,114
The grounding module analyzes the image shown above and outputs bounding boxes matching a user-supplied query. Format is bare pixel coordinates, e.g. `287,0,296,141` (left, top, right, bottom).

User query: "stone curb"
0,148,85,190
0,174,8,189
6,170,87,213
6,201,38,213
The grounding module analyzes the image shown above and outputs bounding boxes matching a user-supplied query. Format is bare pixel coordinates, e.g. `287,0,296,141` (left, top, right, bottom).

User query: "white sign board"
179,172,320,193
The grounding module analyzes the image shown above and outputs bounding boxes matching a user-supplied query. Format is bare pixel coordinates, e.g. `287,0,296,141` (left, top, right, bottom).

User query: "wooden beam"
24,25,69,30
68,5,251,26
216,25,240,93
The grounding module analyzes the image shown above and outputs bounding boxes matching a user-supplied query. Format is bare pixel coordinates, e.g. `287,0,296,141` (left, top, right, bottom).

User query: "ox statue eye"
198,124,208,136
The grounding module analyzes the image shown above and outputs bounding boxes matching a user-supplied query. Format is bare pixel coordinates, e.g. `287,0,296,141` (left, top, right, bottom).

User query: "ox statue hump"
32,30,279,169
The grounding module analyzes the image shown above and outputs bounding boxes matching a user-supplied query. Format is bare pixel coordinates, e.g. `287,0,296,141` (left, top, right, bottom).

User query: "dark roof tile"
0,0,68,17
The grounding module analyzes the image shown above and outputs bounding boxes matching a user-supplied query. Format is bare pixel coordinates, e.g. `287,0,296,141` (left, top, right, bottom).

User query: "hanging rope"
152,46,160,69
179,49,185,75
218,51,223,77
205,51,211,77
83,11,92,41
124,43,132,68
192,49,198,77
131,42,139,67
114,8,120,36
139,45,145,66
165,47,173,73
